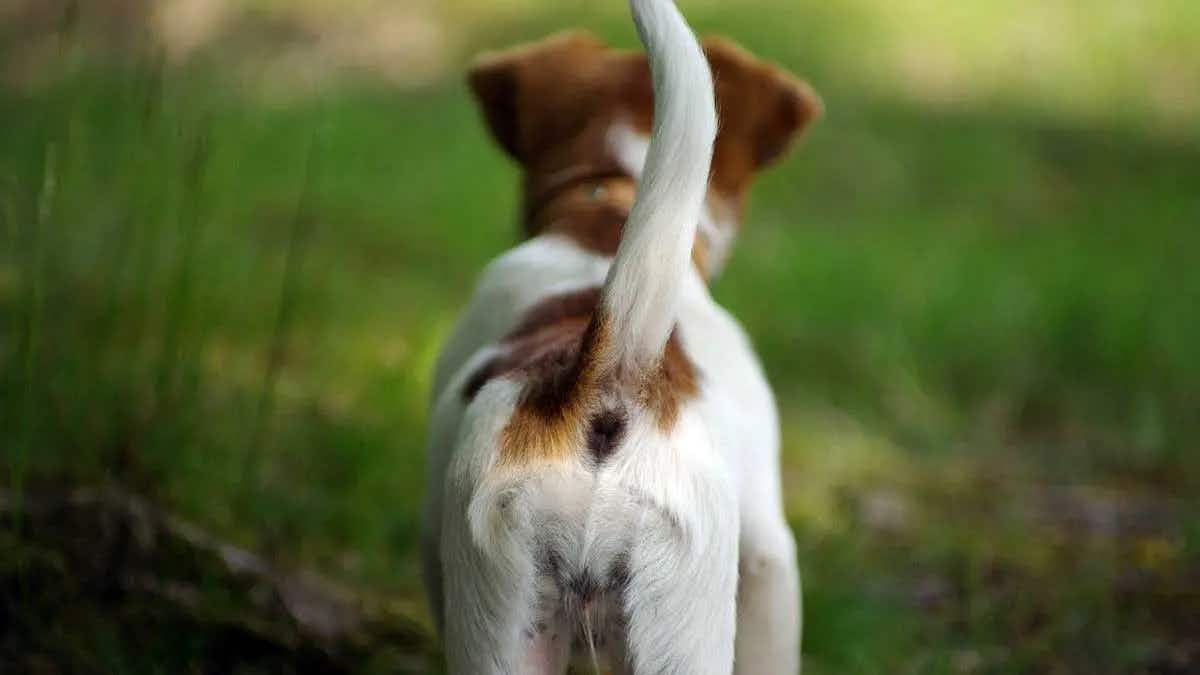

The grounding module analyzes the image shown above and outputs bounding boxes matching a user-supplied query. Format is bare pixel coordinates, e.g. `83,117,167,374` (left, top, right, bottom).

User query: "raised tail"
596,0,717,374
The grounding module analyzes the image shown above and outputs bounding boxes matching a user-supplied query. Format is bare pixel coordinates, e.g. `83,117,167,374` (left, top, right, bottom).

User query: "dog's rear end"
423,0,819,672
427,2,734,672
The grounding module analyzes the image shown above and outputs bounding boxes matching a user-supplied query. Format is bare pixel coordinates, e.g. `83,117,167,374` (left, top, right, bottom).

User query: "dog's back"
422,1,812,672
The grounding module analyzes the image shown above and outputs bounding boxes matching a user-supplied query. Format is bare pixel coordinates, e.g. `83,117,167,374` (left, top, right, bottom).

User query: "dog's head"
467,31,821,275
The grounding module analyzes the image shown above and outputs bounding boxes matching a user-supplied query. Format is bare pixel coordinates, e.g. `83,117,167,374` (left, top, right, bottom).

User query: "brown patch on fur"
460,288,610,464
506,287,604,340
703,36,824,196
462,288,699,466
642,328,701,429
460,316,590,403
467,31,822,277
499,312,611,466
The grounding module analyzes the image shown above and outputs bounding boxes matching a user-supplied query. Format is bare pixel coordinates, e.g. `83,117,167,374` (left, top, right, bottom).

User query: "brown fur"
642,327,700,429
530,175,714,272
703,37,824,193
467,31,822,277
498,314,608,466
531,177,637,256
462,288,699,466
506,287,605,340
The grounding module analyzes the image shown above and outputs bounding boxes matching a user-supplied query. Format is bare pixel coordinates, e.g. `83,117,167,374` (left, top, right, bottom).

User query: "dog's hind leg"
734,505,802,674
439,493,574,674
617,478,739,675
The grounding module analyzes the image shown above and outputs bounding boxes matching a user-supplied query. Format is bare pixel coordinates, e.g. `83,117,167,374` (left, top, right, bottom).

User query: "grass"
2,1,1199,672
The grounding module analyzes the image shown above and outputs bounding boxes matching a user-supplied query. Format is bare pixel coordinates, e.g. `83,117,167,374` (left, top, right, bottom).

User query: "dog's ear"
467,50,522,159
467,31,609,163
703,37,823,171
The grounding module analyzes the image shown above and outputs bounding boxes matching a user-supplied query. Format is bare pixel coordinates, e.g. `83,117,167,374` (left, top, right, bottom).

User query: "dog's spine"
598,0,716,372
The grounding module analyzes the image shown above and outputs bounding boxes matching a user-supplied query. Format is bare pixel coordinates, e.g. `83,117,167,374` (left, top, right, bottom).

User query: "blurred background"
1,0,1198,672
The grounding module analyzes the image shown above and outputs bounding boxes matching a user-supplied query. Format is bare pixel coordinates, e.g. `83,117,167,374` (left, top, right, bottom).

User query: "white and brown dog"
421,1,820,672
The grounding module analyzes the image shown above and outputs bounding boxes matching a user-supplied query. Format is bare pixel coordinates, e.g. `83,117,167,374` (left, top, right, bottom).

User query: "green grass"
3,1,1200,672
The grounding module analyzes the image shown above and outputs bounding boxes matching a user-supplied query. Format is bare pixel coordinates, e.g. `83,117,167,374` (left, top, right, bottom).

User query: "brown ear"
703,37,823,169
468,52,522,159
467,31,608,163
756,71,823,167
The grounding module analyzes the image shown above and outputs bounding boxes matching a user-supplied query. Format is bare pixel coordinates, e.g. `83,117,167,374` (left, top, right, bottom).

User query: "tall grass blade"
155,124,210,418
240,132,319,508
10,144,57,530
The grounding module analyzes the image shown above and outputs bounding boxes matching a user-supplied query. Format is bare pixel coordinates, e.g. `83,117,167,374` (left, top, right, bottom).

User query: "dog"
421,0,821,672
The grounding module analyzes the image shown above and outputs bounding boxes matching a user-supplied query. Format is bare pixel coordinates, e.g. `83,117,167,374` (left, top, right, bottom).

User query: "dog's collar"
522,166,725,280
524,170,637,258
524,164,636,226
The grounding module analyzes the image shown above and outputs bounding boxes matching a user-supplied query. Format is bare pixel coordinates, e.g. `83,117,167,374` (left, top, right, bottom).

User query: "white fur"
422,241,798,672
422,0,799,672
433,369,739,673
606,122,650,183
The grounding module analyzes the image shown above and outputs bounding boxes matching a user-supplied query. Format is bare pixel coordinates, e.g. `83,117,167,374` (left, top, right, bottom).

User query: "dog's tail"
595,0,716,373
